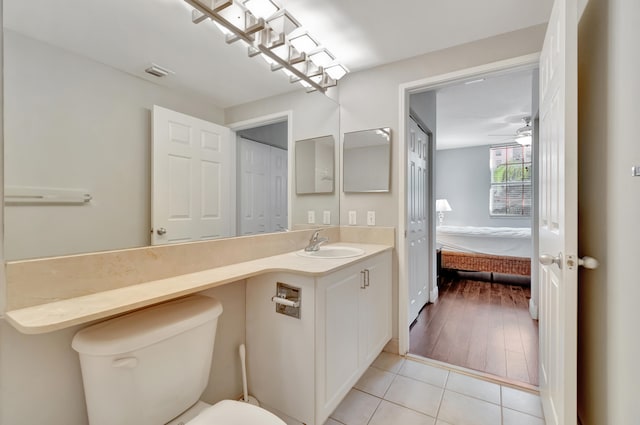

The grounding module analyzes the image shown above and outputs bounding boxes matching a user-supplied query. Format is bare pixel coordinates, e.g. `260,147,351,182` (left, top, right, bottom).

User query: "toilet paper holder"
272,282,301,319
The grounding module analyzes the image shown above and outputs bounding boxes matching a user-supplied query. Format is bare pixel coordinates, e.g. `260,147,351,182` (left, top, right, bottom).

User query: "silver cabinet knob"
540,253,563,269
156,227,167,235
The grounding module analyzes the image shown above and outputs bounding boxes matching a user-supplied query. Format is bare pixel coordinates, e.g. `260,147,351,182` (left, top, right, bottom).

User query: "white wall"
3,31,225,260
435,145,531,227
339,24,546,346
578,0,640,423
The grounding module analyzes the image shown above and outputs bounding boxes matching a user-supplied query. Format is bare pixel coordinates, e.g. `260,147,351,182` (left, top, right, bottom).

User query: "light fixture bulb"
326,64,347,80
289,33,317,53
309,49,334,68
516,134,532,145
243,0,278,20
267,10,300,36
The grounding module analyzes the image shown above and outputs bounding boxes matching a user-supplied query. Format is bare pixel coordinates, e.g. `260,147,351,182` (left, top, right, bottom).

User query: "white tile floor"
325,352,545,425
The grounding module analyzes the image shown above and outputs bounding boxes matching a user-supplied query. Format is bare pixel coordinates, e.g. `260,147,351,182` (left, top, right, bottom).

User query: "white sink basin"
296,246,365,259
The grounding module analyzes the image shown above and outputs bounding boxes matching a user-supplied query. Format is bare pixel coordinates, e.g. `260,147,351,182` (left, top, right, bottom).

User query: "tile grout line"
433,369,450,422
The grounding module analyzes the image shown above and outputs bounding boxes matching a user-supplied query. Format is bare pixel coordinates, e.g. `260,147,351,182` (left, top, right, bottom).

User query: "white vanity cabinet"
245,250,392,425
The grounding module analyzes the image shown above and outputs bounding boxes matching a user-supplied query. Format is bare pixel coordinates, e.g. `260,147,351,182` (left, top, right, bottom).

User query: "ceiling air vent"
145,63,174,78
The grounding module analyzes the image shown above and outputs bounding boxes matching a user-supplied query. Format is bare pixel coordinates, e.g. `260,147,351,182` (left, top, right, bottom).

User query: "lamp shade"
435,199,452,212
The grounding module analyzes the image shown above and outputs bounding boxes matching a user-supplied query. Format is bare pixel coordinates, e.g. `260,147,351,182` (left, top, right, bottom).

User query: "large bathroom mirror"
343,128,392,193
295,136,335,195
2,0,340,260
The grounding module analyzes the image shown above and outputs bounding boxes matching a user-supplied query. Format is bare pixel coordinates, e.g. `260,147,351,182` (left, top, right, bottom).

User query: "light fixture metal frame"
185,0,340,93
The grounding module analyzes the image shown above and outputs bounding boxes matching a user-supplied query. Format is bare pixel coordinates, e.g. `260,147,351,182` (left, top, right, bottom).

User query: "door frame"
227,110,293,232
397,53,541,355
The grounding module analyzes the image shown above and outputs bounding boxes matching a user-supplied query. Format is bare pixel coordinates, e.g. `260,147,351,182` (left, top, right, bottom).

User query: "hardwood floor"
409,274,539,386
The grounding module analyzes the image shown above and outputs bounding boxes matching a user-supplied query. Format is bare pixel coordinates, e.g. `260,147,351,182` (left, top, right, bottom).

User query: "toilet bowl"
72,295,285,425
182,400,284,425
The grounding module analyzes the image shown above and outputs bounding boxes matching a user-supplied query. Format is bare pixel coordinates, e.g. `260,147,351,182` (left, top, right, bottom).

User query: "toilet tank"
72,295,223,425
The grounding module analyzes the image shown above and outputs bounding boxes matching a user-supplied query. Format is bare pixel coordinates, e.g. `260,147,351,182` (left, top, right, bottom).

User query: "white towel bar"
4,186,92,205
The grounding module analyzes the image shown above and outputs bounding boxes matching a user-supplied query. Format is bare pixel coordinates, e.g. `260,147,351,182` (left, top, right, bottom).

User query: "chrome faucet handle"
305,230,328,251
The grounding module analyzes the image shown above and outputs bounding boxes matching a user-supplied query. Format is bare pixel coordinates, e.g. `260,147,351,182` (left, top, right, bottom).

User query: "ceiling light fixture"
515,117,533,145
185,0,348,93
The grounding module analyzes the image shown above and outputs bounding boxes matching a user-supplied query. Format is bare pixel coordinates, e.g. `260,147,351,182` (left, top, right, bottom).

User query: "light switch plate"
367,211,376,226
323,210,331,224
307,210,315,224
348,210,357,225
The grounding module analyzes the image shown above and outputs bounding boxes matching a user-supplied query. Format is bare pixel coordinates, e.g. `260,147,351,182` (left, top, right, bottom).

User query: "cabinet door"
359,251,392,367
316,265,361,423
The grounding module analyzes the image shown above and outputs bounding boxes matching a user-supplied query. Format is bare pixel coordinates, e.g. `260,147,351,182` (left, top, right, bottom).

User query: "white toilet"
72,295,285,425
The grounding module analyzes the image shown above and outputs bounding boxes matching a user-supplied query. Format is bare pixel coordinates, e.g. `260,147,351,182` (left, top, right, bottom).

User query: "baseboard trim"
430,285,439,303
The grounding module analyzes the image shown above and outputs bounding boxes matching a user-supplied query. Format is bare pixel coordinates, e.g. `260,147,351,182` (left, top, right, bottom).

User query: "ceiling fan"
489,116,533,145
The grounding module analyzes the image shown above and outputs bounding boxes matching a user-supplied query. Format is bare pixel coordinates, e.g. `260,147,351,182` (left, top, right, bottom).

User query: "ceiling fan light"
516,134,532,145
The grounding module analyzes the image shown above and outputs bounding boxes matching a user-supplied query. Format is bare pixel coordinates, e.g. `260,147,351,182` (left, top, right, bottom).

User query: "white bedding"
436,225,532,258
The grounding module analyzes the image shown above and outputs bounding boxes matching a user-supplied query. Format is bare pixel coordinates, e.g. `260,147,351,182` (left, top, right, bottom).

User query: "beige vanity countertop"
5,243,392,335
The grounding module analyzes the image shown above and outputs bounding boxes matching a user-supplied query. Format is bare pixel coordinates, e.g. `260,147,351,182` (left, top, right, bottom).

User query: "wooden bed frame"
440,250,531,276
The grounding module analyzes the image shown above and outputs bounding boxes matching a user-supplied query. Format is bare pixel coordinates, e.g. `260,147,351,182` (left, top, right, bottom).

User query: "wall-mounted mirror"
2,0,340,260
343,128,391,193
295,136,335,195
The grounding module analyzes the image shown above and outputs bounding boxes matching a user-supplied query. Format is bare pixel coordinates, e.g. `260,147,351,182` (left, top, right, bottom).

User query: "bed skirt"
441,250,531,276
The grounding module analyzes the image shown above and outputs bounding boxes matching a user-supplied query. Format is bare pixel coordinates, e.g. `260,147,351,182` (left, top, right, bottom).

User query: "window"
490,144,532,217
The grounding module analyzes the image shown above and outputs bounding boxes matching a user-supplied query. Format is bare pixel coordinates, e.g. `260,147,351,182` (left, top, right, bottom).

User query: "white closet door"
151,105,232,245
238,138,269,235
407,117,429,325
269,146,288,232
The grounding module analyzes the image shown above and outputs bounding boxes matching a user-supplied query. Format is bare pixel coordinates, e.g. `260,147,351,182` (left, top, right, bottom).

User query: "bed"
436,225,532,276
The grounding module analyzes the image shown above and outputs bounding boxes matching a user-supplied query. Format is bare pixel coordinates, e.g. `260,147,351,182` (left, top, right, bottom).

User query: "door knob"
156,227,167,235
540,253,563,269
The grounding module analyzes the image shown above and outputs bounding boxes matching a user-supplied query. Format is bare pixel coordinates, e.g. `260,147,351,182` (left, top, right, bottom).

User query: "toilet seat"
186,400,286,425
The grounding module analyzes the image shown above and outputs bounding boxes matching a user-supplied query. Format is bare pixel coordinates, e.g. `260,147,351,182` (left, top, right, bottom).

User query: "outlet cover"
323,210,331,224
367,211,376,226
307,210,315,224
348,210,357,225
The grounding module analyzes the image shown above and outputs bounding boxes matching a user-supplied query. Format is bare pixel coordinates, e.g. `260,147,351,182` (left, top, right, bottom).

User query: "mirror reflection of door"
151,105,233,245
237,121,289,236
238,138,288,235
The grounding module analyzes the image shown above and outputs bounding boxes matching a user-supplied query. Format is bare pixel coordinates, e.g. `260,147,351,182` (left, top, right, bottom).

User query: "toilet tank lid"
72,295,223,356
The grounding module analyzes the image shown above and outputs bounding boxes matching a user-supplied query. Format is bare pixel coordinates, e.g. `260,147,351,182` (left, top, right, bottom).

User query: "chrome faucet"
305,230,329,252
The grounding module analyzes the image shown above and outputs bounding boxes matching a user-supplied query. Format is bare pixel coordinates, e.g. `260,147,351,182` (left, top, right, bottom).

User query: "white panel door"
269,146,288,232
238,138,269,235
151,106,232,245
407,117,429,325
538,0,578,423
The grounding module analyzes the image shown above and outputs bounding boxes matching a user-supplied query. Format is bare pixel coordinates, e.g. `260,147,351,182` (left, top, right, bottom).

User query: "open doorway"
405,66,540,387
